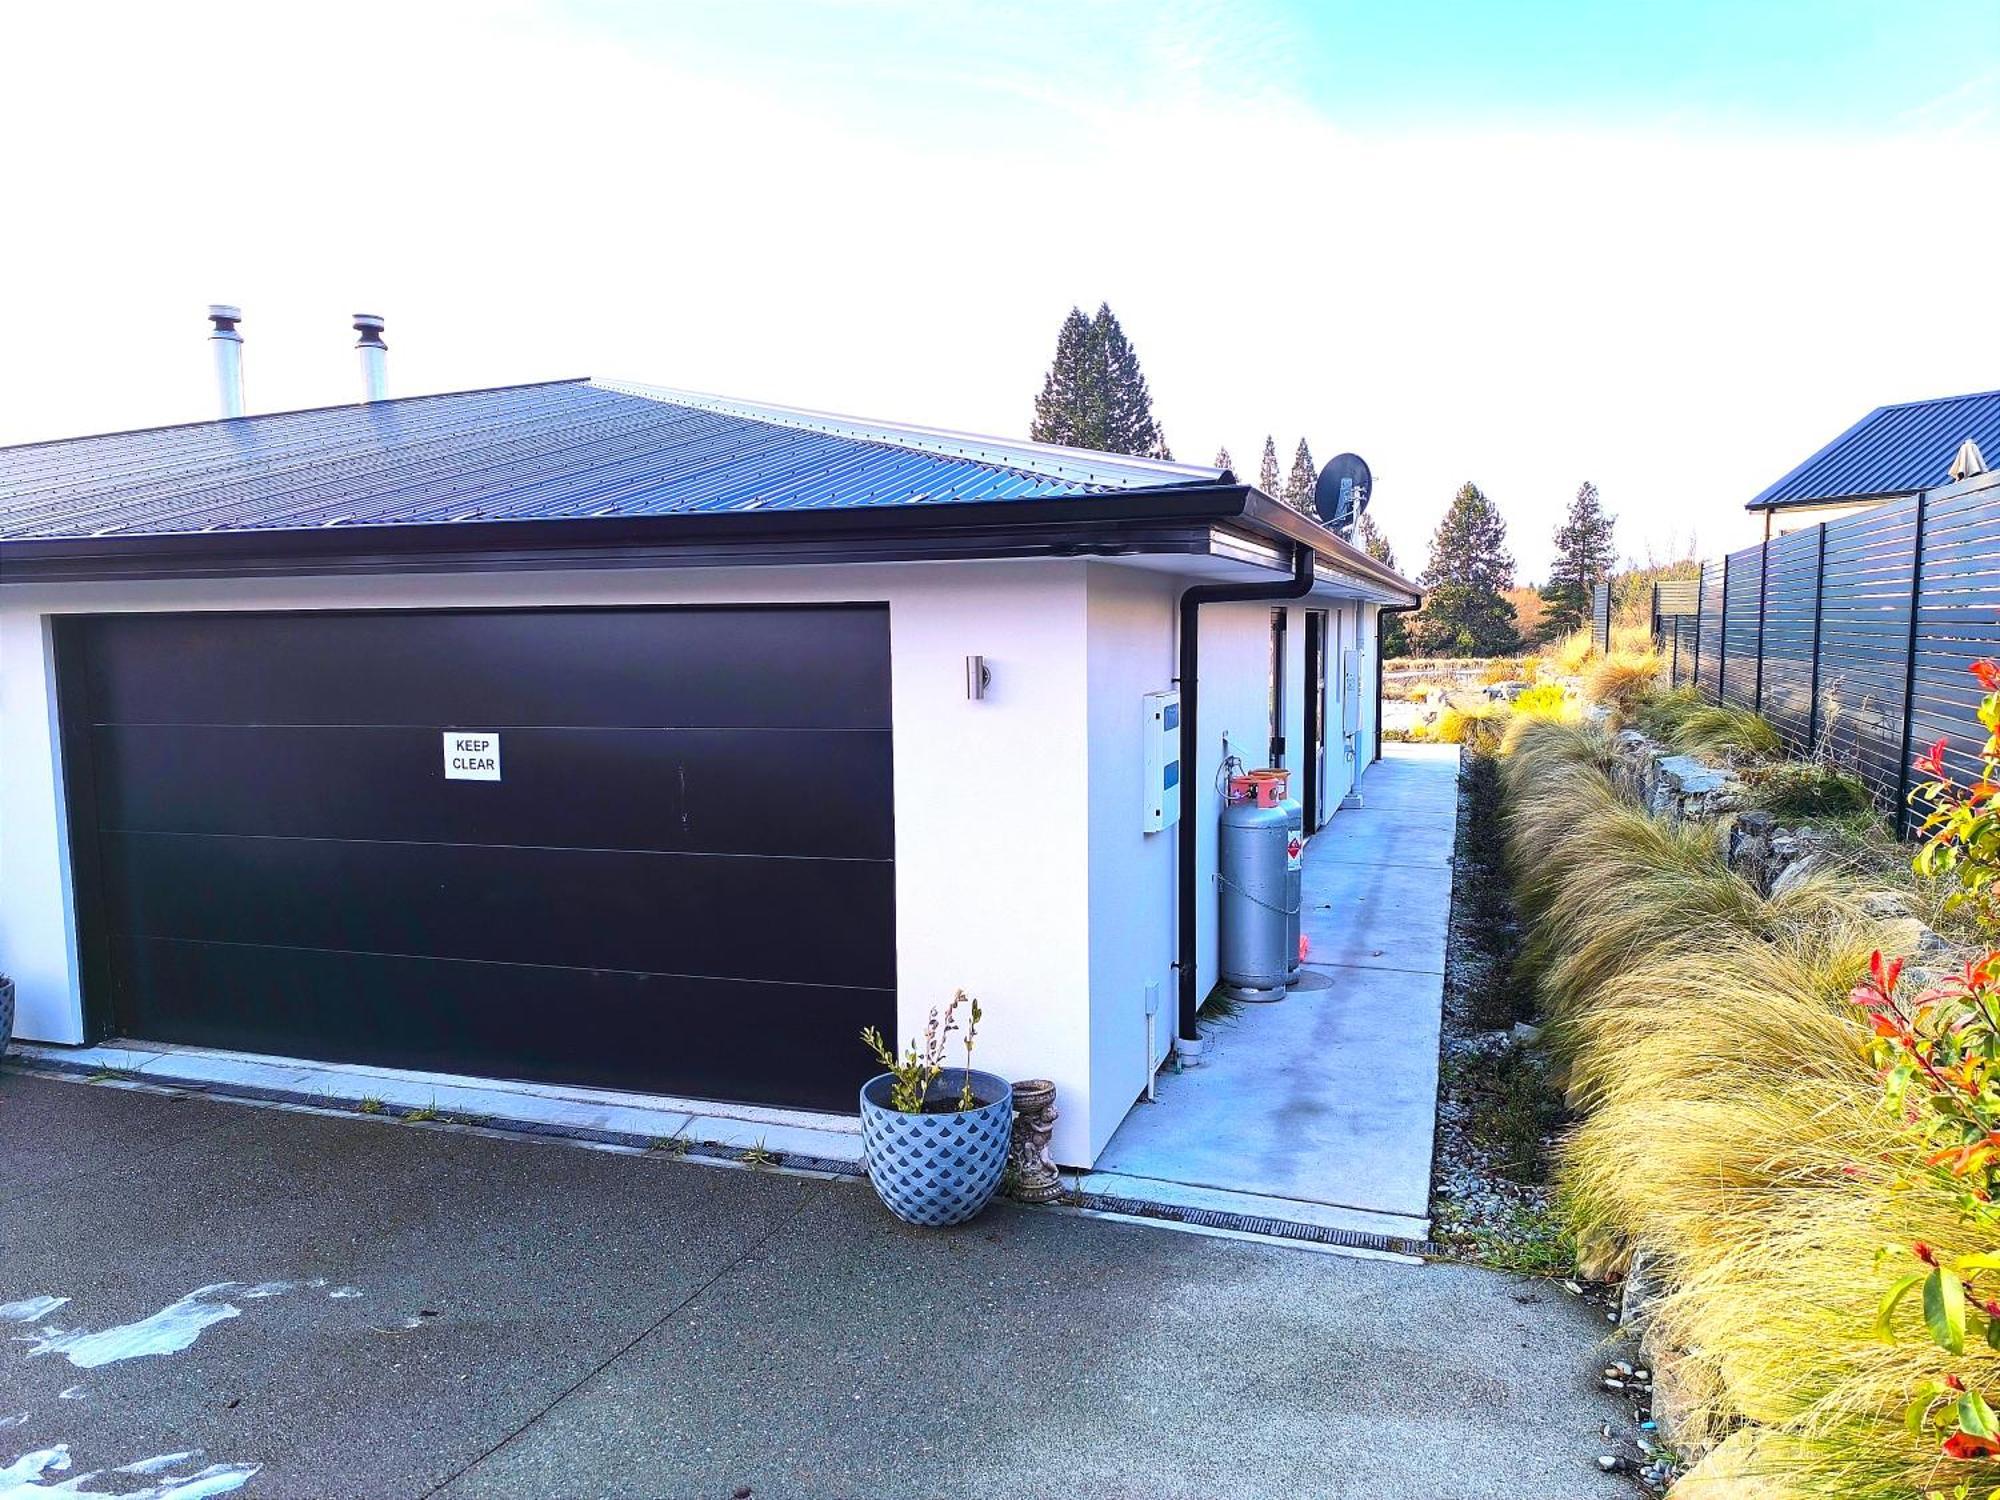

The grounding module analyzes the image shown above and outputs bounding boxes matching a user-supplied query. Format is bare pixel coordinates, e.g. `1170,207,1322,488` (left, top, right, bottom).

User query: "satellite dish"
1313,453,1373,537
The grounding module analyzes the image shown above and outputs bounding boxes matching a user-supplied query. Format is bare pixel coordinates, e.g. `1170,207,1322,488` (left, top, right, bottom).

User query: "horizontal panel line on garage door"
127,933,898,995
94,828,893,863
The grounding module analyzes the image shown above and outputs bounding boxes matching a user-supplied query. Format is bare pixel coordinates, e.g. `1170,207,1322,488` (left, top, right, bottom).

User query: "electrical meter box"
1142,689,1182,833
1341,649,1361,735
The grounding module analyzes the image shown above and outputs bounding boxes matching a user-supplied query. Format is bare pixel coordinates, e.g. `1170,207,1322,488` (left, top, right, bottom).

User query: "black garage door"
54,606,895,1112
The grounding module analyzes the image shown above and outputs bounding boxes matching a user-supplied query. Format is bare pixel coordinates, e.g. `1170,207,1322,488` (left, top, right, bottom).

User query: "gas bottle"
1219,798,1291,1002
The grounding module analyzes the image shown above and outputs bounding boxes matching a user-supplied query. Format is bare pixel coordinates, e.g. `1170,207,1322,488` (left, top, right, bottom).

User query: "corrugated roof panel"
0,379,1223,541
1751,388,2000,509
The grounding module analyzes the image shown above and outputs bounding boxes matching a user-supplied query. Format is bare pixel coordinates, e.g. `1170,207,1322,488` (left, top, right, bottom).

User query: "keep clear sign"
443,731,502,781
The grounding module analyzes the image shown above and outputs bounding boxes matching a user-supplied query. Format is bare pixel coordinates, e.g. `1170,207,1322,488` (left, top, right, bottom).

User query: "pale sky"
2,0,1996,579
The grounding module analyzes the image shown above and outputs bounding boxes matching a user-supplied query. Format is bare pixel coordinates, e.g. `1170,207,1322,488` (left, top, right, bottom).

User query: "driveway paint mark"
0,1446,72,1493
117,1452,199,1475
327,1288,362,1300
23,1286,242,1369
141,1467,260,1500
242,1280,324,1300
0,1445,257,1499
0,1422,20,1433
56,1389,83,1402
0,1300,66,1325
23,1280,332,1369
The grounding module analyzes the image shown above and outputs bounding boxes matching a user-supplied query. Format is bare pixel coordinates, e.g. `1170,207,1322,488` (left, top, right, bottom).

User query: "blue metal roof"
1749,387,2000,510
0,378,1226,541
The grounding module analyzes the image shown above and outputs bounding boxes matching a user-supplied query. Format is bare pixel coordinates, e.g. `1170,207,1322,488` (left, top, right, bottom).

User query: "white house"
0,355,1416,1168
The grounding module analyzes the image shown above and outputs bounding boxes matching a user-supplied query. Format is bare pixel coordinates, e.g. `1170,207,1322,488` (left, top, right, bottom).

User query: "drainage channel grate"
1073,1189,1443,1259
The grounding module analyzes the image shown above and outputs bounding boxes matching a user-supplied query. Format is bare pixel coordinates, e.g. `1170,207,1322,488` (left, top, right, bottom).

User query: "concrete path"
0,1070,1627,1500
1089,745,1458,1240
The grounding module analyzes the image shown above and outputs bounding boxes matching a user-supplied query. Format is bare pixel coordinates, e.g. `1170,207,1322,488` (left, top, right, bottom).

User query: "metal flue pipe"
207,305,244,418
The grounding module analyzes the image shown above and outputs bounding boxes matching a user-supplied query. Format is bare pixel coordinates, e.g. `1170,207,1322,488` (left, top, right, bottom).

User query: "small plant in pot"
858,992,1012,1228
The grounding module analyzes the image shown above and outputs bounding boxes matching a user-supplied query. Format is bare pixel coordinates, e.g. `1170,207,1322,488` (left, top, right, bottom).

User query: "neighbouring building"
1748,386,2000,540
0,335,1416,1169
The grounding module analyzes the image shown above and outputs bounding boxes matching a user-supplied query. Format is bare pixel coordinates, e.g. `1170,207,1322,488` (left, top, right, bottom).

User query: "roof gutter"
1174,540,1317,1054
0,482,1421,601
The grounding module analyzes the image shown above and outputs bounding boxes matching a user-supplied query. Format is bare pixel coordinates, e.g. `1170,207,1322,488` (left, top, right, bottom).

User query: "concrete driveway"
0,1071,1625,1500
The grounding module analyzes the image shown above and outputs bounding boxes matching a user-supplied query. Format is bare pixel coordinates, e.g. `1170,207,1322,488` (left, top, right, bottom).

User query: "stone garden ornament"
1006,1078,1063,1204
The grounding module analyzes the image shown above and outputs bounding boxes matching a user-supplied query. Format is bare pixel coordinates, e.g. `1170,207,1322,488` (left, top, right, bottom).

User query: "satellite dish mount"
1312,453,1373,538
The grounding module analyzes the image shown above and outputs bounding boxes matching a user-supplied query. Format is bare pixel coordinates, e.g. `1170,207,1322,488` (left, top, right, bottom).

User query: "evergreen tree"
1538,481,1618,640
1028,304,1167,458
1258,436,1281,498
1092,304,1167,458
1031,308,1099,448
1408,482,1519,656
1213,445,1234,473
1356,513,1408,656
1283,438,1317,514
1356,511,1395,570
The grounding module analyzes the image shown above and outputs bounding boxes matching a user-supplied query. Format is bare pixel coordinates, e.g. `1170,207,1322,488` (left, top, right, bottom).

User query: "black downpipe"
1374,602,1422,764
1175,545,1316,1046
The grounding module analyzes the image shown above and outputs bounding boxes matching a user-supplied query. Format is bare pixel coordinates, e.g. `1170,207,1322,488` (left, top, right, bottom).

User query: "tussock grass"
1670,703,1784,759
1742,761,1875,822
1553,628,1597,675
1494,715,1996,1496
1631,684,1706,741
1583,649,1662,716
1610,622,1656,656
1424,702,1506,745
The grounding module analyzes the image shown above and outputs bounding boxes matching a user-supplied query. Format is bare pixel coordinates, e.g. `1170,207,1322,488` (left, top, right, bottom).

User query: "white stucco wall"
1081,564,1178,1160
0,610,83,1042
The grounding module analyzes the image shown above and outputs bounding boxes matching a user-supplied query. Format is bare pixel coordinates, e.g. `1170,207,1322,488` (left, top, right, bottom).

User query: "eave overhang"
0,482,1421,604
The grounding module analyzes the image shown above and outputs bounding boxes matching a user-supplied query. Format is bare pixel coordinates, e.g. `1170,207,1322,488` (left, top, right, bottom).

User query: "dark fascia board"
1,481,1422,600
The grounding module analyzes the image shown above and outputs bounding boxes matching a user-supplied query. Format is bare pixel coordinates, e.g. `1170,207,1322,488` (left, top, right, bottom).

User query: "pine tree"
1258,436,1281,498
1030,308,1099,448
1356,511,1395,570
1408,482,1519,656
1092,304,1167,459
1283,438,1317,515
1213,445,1234,473
1538,481,1618,640
1028,304,1166,458
1356,513,1407,656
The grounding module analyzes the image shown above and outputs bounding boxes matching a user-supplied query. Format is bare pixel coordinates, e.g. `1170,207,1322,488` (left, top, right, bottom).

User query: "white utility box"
1142,689,1182,833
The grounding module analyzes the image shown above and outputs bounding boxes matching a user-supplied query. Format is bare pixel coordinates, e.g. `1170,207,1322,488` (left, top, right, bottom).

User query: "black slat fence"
1695,559,1727,700
1671,468,2000,832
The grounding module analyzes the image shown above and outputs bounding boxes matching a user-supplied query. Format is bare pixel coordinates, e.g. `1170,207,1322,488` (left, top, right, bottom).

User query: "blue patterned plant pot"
858,1069,1013,1228
0,975,12,1058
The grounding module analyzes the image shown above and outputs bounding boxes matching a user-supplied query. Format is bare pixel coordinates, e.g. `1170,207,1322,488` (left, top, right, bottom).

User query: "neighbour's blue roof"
0,378,1226,541
1749,387,2000,509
